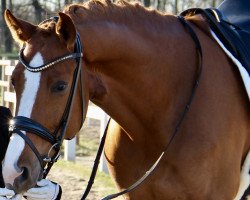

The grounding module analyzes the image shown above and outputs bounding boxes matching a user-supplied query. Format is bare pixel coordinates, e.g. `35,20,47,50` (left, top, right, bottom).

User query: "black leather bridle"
9,17,84,178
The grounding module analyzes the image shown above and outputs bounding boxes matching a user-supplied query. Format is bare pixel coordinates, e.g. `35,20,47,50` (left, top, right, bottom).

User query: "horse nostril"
20,167,29,180
14,162,23,174
8,166,30,194
5,183,14,190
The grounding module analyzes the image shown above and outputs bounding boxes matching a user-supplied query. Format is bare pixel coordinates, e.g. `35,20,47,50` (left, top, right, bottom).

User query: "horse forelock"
38,20,56,32
2,52,43,186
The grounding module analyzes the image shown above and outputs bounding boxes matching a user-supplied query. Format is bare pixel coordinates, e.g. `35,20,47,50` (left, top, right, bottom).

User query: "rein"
81,15,203,200
9,17,84,178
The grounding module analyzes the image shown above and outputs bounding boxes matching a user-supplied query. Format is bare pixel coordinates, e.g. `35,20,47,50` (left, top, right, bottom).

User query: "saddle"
218,0,250,31
181,0,250,75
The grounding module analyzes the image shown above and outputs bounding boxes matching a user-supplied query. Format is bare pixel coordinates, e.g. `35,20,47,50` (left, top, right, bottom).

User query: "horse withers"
2,0,250,199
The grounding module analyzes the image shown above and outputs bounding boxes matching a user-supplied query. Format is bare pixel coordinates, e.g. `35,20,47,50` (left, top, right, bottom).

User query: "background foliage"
0,0,223,55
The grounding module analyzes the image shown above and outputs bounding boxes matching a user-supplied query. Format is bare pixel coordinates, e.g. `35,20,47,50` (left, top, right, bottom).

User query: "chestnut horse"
2,0,250,199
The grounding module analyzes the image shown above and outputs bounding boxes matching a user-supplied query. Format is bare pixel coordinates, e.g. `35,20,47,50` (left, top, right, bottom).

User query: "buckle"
43,143,61,163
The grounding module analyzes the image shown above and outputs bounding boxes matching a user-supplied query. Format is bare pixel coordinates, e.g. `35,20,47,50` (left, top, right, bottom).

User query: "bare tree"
174,0,178,14
31,0,44,23
143,0,150,7
212,0,223,7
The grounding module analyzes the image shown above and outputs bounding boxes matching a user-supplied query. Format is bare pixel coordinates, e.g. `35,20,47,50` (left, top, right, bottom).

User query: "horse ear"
56,12,76,51
4,9,36,45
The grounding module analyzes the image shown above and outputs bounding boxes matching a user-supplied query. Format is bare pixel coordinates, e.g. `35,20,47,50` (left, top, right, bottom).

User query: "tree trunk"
31,0,43,23
174,0,179,14
64,0,73,5
9,0,12,11
212,0,217,7
143,0,150,7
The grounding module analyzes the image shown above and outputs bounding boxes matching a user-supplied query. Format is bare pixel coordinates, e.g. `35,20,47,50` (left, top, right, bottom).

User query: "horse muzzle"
3,116,60,193
3,154,41,194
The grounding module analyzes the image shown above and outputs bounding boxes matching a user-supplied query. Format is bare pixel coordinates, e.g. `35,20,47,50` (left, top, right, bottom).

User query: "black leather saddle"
181,0,250,75
218,0,250,31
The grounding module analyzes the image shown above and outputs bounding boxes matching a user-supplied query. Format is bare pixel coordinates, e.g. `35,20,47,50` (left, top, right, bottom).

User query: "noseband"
9,17,84,178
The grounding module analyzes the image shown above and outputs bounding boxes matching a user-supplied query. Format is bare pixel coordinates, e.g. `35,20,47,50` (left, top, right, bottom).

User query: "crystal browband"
19,47,83,72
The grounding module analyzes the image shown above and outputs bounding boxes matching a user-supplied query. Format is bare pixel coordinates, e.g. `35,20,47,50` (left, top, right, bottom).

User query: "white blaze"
2,52,43,186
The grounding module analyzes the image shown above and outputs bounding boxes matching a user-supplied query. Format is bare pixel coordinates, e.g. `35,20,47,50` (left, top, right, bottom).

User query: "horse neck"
78,15,198,145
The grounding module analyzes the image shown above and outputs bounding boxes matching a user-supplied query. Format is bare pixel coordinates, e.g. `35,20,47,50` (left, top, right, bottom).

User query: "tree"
31,0,44,23
143,0,151,7
174,0,178,14
64,0,70,4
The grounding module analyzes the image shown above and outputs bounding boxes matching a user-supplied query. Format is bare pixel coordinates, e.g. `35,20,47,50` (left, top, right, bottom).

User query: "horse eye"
51,81,68,93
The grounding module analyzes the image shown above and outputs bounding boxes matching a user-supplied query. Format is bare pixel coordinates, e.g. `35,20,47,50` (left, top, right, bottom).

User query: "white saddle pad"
211,30,250,101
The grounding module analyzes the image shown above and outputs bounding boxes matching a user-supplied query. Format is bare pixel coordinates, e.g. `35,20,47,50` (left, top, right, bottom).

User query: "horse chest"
104,121,243,200
104,123,195,199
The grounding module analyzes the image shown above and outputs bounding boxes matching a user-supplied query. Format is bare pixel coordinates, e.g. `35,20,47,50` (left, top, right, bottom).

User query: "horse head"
2,10,88,193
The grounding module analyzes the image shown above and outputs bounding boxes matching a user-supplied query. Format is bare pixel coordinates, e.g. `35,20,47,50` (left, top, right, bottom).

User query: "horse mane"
64,0,156,18
63,0,172,31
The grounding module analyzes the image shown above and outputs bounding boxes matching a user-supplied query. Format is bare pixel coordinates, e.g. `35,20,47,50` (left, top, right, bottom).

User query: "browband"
19,48,83,72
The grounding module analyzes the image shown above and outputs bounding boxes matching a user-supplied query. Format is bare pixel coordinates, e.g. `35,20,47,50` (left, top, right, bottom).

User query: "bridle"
9,16,85,178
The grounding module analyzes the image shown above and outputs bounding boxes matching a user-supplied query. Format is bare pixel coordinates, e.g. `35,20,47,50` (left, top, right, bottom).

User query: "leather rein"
10,14,202,199
9,17,84,178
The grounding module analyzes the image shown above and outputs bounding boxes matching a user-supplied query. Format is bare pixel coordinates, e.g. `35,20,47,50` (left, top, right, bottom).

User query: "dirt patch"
48,166,100,200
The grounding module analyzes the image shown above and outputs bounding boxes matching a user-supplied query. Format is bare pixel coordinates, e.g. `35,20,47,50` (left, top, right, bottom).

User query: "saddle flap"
218,0,250,31
181,6,250,77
